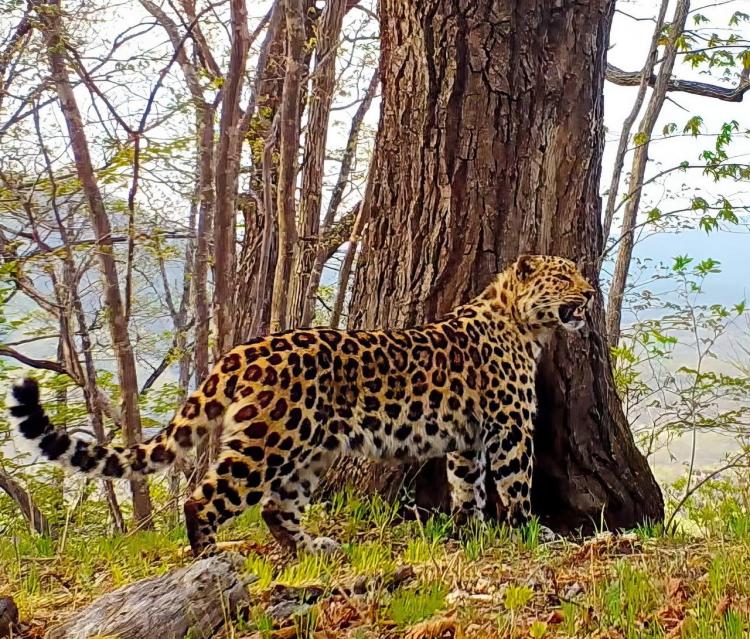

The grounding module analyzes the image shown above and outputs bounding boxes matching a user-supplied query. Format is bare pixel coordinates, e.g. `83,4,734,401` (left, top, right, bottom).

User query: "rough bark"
213,0,250,355
270,0,306,333
45,554,250,639
287,0,347,328
232,9,285,341
324,0,663,533
193,103,216,464
36,0,153,525
232,1,316,341
605,0,690,348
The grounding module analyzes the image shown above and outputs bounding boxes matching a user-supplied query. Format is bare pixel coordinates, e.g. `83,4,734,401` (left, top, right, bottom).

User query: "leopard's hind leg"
261,448,337,555
184,450,264,556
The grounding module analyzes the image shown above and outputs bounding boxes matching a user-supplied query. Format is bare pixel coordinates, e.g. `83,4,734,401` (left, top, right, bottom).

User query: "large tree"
324,0,663,532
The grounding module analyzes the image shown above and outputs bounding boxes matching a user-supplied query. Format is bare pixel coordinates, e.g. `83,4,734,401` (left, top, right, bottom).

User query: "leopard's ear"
515,254,537,281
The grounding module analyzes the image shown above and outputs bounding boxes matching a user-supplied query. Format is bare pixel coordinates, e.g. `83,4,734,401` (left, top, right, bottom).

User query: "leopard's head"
511,254,596,332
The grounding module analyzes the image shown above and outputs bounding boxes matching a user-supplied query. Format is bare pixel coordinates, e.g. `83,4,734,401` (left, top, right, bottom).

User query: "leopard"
8,254,595,557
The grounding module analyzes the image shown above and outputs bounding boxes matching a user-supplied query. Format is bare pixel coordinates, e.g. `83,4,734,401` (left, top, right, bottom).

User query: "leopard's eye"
552,274,572,285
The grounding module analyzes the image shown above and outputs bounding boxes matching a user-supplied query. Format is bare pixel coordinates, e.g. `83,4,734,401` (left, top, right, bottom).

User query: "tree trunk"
286,0,347,328
37,0,153,525
323,0,663,533
270,0,306,333
213,0,249,356
605,0,690,348
302,68,380,326
600,0,669,247
232,10,285,341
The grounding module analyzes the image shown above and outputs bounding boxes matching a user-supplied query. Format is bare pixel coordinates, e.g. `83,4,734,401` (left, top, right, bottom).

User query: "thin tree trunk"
213,0,249,355
301,68,379,326
605,0,690,348
193,106,215,382
37,0,153,525
0,467,52,537
232,11,284,341
329,203,368,328
250,115,280,336
323,0,663,533
600,0,669,245
34,103,127,534
270,0,306,333
232,2,315,341
286,0,347,328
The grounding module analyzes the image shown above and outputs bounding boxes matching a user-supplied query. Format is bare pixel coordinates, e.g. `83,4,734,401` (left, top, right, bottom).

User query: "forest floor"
1,483,749,639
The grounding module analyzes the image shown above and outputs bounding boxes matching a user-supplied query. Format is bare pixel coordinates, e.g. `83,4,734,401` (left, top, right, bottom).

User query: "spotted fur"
8,255,594,557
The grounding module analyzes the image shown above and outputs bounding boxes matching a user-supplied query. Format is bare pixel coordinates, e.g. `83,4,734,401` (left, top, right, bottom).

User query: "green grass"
1,478,750,637
387,580,448,627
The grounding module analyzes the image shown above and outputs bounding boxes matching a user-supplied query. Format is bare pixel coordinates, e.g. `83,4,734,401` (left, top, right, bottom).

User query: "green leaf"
690,196,709,212
699,216,718,233
633,131,650,146
646,208,662,223
729,11,749,26
696,258,721,274
672,255,692,272
683,115,704,136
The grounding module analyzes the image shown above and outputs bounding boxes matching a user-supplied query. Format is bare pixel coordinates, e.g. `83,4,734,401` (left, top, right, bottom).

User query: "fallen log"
46,553,252,639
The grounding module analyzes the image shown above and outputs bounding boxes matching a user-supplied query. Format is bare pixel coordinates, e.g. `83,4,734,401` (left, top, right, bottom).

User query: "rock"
562,582,584,600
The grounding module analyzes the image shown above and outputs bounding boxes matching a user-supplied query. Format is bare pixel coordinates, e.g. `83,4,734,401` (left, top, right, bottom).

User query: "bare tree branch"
0,466,53,537
0,346,76,378
606,62,750,102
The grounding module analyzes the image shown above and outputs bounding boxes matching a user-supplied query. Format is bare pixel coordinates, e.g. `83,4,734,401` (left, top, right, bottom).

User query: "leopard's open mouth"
558,302,586,327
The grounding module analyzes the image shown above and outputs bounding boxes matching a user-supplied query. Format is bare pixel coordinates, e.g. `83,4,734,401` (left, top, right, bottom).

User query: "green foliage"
613,258,750,470
594,561,662,638
387,581,447,627
347,540,395,576
503,585,534,611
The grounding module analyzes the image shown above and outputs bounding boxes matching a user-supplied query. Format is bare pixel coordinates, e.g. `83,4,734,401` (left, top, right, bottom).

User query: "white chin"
563,320,585,332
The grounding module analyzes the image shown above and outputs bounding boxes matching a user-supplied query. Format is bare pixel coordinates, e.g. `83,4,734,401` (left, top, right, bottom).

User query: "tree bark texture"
270,0,306,333
45,554,250,639
233,11,286,341
287,0,347,328
213,0,249,356
37,0,153,525
327,0,664,533
232,1,317,341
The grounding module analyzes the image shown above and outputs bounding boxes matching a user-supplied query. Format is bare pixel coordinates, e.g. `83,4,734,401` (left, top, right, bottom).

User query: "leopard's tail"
7,361,237,478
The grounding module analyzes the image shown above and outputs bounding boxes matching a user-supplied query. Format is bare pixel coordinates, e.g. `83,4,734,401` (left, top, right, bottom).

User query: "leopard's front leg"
481,417,534,528
446,449,487,524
